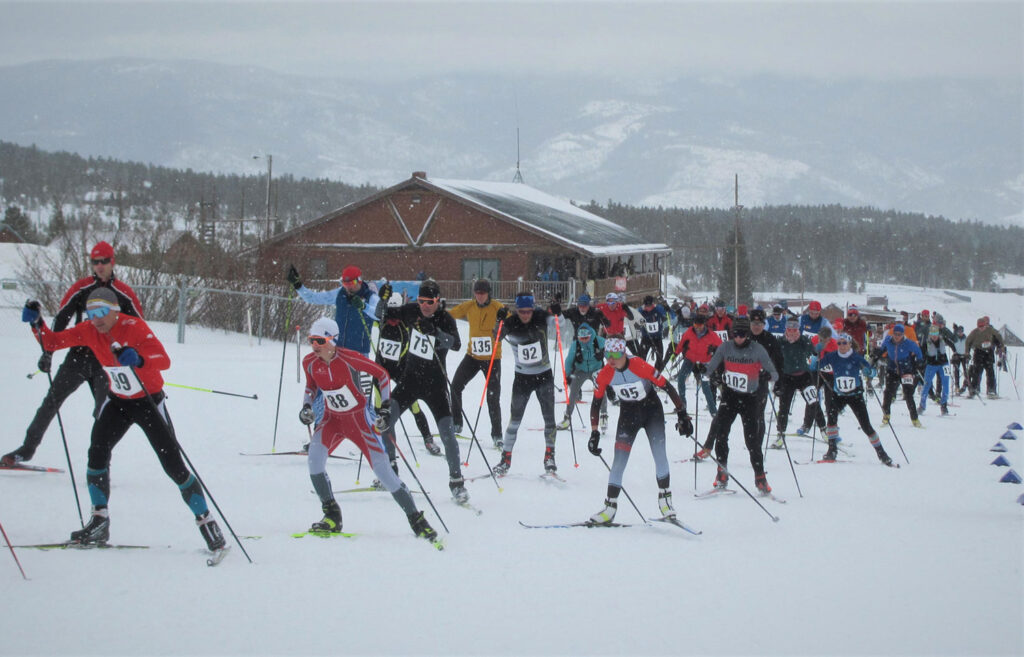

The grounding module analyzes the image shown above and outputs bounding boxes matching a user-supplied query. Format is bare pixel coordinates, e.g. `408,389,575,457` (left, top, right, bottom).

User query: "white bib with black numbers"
820,362,833,373
835,376,858,393
715,330,730,342
378,339,402,362
645,321,660,334
409,330,435,361
801,386,818,403
901,374,914,385
611,380,647,402
981,341,991,349
517,341,543,366
322,385,359,413
724,371,749,392
942,364,951,377
103,366,144,399
470,336,493,357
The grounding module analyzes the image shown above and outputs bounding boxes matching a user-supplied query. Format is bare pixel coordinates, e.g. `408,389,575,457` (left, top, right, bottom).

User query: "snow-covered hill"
1,277,1022,656
1,59,1020,224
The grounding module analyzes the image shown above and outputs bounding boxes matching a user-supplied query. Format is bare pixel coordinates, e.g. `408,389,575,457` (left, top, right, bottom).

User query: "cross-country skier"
3,242,143,467
949,324,970,394
21,289,225,553
300,317,437,542
872,323,923,427
918,325,953,415
703,317,779,494
374,280,470,503
557,323,606,430
798,300,826,337
765,304,788,337
748,308,783,446
673,307,722,449
587,336,692,524
815,332,894,465
287,264,379,357
493,293,559,475
636,295,669,370
706,300,733,341
965,316,1004,399
447,278,505,447
562,293,606,335
771,318,826,448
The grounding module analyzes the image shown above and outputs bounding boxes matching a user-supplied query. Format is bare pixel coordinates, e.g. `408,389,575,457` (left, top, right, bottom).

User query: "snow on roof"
427,178,669,256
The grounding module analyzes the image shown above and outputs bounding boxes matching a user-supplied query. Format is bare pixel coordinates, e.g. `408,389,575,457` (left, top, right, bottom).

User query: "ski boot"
940,403,949,416
880,414,891,426
917,403,926,414
795,425,811,436
657,489,675,519
589,498,617,525
70,508,110,544
754,473,772,494
822,439,839,462
423,437,442,456
449,476,469,504
875,446,894,467
310,500,343,533
987,391,998,399
197,511,226,550
556,417,571,431
1,445,34,467
911,419,923,428
543,446,557,473
493,451,512,476
693,447,711,462
453,423,463,436
713,467,729,489
492,436,503,450
407,510,438,541
769,433,786,450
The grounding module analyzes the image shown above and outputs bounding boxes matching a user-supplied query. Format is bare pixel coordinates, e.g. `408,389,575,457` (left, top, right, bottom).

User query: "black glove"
710,371,723,389
693,362,707,376
435,331,455,350
350,295,366,310
549,302,562,316
22,300,43,328
496,307,509,321
38,351,52,373
374,405,391,432
378,282,392,303
588,430,602,456
286,265,303,291
675,410,693,436
772,381,782,396
299,404,315,425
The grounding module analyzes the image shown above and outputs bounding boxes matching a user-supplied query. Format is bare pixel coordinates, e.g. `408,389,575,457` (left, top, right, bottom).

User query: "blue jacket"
565,324,606,376
874,334,923,375
766,315,787,336
799,313,826,336
296,281,379,355
638,306,667,338
820,350,871,396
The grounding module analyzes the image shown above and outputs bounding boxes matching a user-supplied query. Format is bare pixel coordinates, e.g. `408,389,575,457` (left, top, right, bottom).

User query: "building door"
462,259,501,296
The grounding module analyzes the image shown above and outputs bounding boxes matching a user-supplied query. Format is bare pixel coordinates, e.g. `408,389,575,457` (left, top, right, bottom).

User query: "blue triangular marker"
991,442,1009,453
991,455,1011,466
1002,431,1018,440
1008,422,1023,430
999,469,1022,484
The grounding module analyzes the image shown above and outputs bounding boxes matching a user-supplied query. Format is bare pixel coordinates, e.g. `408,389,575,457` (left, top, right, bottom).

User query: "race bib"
470,336,493,357
715,330,730,342
379,339,402,362
611,381,647,401
409,330,435,360
724,371,748,392
835,376,858,393
802,330,817,339
645,321,660,334
801,386,818,403
942,364,951,377
981,341,991,349
901,374,914,385
517,341,543,365
103,366,144,398
820,363,833,373
322,385,359,413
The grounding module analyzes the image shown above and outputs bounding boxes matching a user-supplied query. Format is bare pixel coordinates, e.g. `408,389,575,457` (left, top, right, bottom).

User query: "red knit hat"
921,309,930,318
90,241,114,261
737,304,748,316
341,265,361,283
808,300,822,312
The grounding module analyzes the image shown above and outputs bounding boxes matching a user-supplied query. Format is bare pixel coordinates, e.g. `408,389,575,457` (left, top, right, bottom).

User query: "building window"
462,258,500,281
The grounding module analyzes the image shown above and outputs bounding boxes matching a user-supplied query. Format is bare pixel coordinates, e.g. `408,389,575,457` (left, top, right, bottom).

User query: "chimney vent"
413,171,427,179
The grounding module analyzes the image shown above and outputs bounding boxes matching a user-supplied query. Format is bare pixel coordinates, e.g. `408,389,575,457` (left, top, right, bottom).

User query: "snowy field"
1,245,1023,657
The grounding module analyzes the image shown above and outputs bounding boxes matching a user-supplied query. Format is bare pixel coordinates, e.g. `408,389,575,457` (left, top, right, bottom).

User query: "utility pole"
733,174,742,308
254,154,272,241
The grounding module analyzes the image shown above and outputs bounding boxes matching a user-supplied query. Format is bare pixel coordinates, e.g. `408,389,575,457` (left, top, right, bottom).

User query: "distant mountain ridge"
0,58,1019,224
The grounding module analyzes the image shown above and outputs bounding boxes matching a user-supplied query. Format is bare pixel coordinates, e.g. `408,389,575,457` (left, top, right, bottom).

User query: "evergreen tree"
3,205,38,243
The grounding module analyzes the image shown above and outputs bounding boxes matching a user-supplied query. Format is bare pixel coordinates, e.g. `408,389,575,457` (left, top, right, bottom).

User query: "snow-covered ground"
1,242,1023,656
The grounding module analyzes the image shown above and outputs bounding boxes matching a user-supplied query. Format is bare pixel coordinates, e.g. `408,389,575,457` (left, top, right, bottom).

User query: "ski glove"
115,347,142,368
378,283,392,303
286,265,303,291
350,295,366,310
22,300,42,328
675,410,693,436
38,351,52,373
435,331,455,350
549,302,562,316
374,406,391,432
772,381,782,396
862,365,877,378
299,404,315,426
588,430,602,456
496,307,509,321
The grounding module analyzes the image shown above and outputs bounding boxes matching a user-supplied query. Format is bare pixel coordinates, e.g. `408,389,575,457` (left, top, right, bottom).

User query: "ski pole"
693,372,699,490
26,369,42,379
596,454,648,524
31,328,84,528
767,392,802,498
0,518,28,580
122,362,253,563
679,432,779,522
868,386,910,464
271,287,294,453
553,313,579,467
466,321,503,466
164,382,258,400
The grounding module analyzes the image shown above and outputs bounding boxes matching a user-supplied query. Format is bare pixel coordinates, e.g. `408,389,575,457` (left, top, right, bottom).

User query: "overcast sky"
1,1,1021,81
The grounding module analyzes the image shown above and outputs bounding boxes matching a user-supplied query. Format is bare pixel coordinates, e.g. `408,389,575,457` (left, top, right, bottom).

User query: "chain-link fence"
1,277,329,345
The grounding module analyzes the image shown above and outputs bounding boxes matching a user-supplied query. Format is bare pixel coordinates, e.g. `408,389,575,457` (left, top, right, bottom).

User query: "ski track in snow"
0,264,1022,656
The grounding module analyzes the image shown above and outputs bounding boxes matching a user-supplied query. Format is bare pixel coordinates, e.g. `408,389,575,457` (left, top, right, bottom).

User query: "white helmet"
387,294,403,308
309,317,340,344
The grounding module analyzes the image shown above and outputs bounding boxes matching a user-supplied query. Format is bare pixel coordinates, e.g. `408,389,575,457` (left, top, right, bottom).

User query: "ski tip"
771,516,780,523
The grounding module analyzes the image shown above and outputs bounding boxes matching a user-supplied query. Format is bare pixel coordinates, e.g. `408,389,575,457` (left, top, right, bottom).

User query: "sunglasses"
606,350,624,359
751,320,765,325
91,258,111,265
836,340,850,345
733,330,749,338
308,336,331,346
85,306,112,319
417,297,438,305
